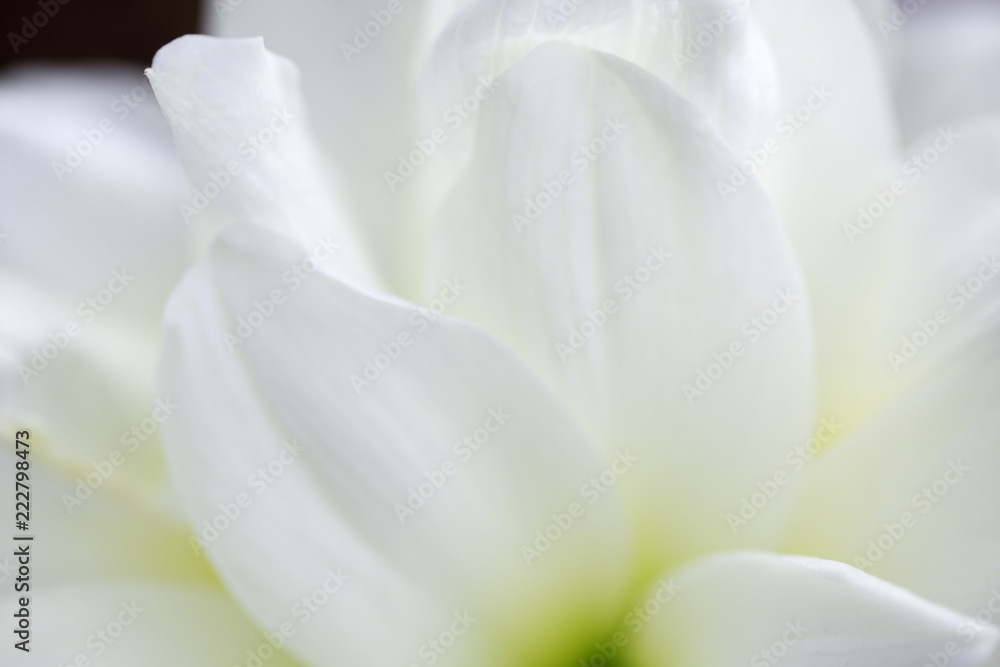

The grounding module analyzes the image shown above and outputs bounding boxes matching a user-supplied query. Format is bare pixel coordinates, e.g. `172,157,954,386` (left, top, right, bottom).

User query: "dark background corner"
1,0,202,71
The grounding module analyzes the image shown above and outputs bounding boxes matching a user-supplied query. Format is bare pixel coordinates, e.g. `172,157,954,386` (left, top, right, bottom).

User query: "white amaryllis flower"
137,0,1000,664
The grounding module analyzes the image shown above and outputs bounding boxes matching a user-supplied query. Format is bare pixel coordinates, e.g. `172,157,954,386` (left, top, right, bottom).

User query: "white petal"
799,117,1000,434
207,0,429,290
0,65,198,513
750,0,903,429
159,223,634,667
873,117,1000,384
0,274,171,503
785,116,1000,628
416,0,776,196
1,582,299,666
420,0,777,134
147,35,376,288
751,0,899,213
426,42,816,567
0,442,212,589
786,350,1000,618
846,0,898,66
897,2,1000,140
630,552,999,667
0,64,192,335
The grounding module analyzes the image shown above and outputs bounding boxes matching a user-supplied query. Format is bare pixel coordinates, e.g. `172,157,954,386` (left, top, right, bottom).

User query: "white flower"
141,0,1000,664
3,0,1000,664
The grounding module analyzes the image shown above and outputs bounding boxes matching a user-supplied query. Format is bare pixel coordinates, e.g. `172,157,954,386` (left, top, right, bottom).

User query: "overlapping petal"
787,350,1000,619
0,65,198,513
207,0,430,289
0,443,212,588
751,0,903,431
158,223,634,667
1,582,300,666
133,10,1000,667
411,0,777,229
874,117,1000,383
147,35,376,288
786,119,1000,616
426,41,816,570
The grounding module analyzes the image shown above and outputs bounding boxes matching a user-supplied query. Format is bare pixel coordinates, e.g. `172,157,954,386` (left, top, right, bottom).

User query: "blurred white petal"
0,65,192,330
875,117,1000,382
159,223,634,667
751,0,903,430
631,551,999,667
405,0,779,269
0,444,212,588
147,35,377,288
0,65,198,513
1,582,300,667
1,276,171,508
788,350,1000,617
206,0,430,291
